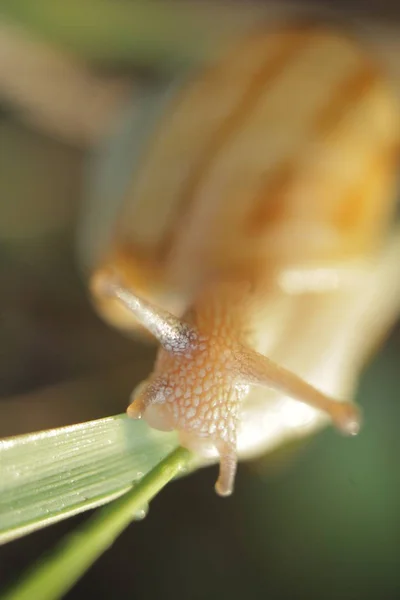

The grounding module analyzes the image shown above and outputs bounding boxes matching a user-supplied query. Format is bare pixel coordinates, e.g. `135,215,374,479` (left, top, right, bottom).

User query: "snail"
84,23,400,496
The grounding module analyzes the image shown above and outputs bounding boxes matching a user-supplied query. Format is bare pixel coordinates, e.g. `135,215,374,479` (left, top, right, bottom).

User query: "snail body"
92,273,361,496
88,24,400,495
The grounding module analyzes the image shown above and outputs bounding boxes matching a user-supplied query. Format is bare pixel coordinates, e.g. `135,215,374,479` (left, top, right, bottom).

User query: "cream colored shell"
90,24,399,334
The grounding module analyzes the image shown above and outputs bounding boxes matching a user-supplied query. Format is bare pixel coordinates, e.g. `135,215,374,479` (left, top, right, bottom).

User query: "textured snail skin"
91,271,360,496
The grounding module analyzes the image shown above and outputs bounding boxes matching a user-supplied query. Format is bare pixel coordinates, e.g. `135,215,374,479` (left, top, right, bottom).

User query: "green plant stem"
0,0,264,70
2,447,191,600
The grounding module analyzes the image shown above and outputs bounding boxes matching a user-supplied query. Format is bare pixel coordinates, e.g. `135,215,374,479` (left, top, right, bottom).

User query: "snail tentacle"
236,345,362,436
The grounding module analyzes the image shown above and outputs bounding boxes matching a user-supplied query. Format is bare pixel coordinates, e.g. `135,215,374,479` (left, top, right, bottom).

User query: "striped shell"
89,24,399,333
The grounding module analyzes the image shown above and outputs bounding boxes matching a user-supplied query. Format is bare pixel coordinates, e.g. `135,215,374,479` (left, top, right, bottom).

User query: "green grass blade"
0,415,179,543
1,446,191,600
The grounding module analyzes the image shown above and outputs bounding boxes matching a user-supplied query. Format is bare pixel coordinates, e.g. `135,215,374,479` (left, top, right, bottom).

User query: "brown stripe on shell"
245,161,297,235
332,144,400,243
246,63,380,235
313,64,379,135
154,28,315,262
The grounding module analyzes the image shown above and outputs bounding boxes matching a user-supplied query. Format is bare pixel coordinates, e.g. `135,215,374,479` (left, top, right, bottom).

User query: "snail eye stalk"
236,345,362,436
90,269,198,353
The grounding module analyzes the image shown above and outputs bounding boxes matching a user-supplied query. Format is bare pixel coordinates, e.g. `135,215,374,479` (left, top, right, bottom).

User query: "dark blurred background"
1,1,400,599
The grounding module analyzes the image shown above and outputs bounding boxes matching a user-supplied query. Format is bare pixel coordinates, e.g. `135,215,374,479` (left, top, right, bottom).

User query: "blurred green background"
1,2,400,599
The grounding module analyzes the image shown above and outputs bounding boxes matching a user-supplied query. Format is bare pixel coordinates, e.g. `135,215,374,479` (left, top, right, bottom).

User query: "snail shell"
84,23,399,333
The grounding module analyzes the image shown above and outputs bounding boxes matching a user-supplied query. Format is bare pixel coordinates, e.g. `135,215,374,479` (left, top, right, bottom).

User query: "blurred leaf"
0,414,179,544
0,0,263,68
